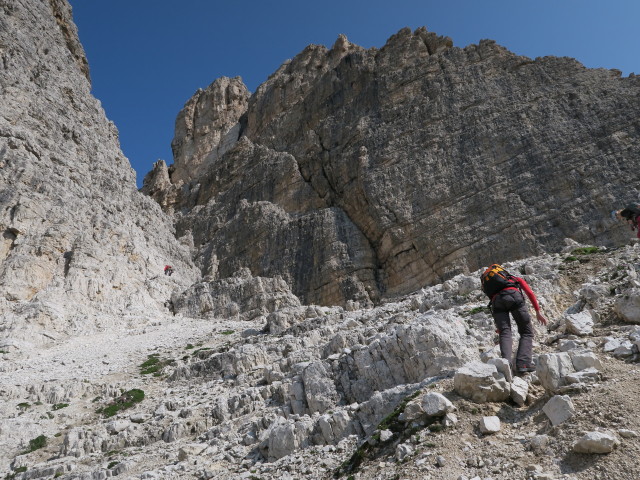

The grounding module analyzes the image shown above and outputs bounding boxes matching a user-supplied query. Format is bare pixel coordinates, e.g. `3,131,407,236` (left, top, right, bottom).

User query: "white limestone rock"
542,395,575,426
421,392,455,417
106,420,130,435
536,353,575,393
614,289,640,324
564,367,602,385
565,311,594,336
379,429,394,442
402,399,425,422
453,361,510,403
510,376,529,406
0,0,200,349
317,411,352,444
613,341,636,358
443,413,458,427
262,417,315,461
578,284,609,308
569,350,603,371
573,431,620,454
478,416,501,434
395,442,414,461
177,443,208,461
488,357,513,383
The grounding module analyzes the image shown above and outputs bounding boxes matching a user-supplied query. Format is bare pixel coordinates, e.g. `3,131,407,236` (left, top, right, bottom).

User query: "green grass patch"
571,246,600,255
139,354,174,376
5,466,27,479
52,403,69,411
563,256,578,263
219,330,235,335
185,343,195,350
0,350,8,354
23,435,47,454
377,389,422,432
17,402,30,410
98,389,145,418
107,461,119,469
464,306,487,316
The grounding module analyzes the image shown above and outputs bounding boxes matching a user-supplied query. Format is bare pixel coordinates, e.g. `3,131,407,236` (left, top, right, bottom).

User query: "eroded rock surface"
0,0,198,346
146,26,640,308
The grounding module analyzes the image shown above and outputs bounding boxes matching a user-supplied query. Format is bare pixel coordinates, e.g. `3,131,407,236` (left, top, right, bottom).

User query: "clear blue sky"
68,0,640,187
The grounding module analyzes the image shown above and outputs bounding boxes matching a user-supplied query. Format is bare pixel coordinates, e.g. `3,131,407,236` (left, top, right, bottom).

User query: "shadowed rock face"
145,27,640,307
0,0,198,345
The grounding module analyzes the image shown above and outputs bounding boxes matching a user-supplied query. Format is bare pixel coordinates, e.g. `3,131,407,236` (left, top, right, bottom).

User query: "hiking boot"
516,364,536,374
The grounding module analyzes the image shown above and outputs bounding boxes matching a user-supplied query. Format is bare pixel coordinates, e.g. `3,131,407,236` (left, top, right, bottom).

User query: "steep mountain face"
0,0,198,347
145,28,640,308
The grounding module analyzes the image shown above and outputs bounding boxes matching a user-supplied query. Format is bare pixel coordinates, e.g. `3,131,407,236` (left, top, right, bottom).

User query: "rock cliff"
0,0,198,347
145,28,640,308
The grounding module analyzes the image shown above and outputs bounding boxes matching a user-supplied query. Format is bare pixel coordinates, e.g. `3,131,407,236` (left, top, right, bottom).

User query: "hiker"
164,265,173,276
612,203,640,239
480,264,548,374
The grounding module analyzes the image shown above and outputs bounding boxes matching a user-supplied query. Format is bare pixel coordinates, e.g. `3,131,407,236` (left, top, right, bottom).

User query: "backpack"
620,203,640,221
480,264,518,298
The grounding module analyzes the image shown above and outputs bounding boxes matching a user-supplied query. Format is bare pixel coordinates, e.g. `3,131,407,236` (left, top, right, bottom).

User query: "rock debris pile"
2,246,640,479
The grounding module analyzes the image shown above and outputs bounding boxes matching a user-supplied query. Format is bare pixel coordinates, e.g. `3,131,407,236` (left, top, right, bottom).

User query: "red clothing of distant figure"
164,265,173,276
490,276,540,311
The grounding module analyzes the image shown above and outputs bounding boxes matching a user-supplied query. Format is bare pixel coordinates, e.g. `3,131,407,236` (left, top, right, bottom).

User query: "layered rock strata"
146,28,640,308
0,0,198,346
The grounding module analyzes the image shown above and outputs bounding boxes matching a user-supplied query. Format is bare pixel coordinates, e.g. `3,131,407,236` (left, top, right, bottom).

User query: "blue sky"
68,0,640,187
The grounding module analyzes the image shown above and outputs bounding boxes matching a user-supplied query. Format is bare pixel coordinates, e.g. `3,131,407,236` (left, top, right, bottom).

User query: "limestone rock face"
170,76,250,185
147,25,640,307
0,0,198,346
172,268,301,320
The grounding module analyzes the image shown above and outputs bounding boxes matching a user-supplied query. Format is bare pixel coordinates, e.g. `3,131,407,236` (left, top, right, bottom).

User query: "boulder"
536,353,575,393
262,417,315,461
573,431,620,454
564,367,602,385
614,290,640,324
106,420,130,435
421,392,455,417
177,443,208,461
565,311,594,336
453,361,510,403
478,416,501,434
542,395,575,426
569,350,603,371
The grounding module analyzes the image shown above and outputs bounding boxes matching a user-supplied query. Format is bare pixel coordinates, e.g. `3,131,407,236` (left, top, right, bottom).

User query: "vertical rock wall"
147,28,640,307
0,0,198,346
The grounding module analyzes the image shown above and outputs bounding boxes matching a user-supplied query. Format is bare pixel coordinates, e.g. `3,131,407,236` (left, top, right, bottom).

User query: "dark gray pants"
491,290,534,368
